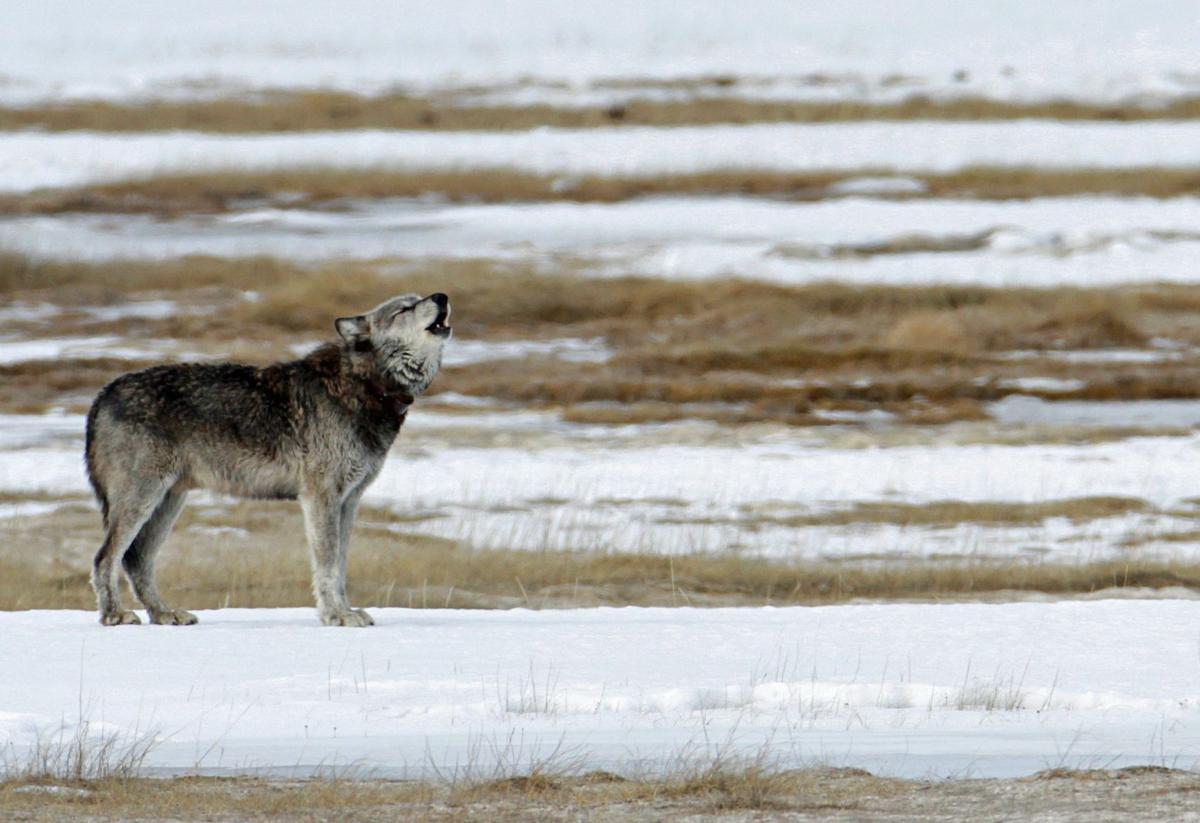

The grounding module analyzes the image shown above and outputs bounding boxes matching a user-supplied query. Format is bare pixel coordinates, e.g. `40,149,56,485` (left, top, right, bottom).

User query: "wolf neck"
307,343,413,425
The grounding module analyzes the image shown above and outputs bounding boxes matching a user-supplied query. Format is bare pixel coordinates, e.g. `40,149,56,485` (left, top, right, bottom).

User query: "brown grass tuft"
6,92,1200,133
670,764,799,811
1035,304,1147,349
884,311,979,354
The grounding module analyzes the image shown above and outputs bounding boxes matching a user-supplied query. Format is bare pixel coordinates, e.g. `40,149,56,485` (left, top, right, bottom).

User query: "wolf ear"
335,315,369,342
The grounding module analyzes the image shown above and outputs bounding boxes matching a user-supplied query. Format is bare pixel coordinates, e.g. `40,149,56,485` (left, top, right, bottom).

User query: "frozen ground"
3,602,1199,780
5,121,1200,193
10,195,1200,288
2,1,1197,106
4,410,1200,561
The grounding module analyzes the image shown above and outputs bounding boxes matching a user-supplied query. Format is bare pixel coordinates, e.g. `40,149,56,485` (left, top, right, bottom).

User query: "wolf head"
335,293,451,396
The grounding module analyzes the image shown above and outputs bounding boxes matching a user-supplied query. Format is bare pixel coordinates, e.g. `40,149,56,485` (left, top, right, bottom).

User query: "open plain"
5,2,1200,818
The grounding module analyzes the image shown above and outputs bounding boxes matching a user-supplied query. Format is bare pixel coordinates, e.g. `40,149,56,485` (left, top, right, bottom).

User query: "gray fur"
85,292,451,627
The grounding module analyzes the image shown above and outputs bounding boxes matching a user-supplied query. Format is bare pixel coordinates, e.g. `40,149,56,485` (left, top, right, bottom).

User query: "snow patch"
10,196,1200,288
2,1,1198,107
3,411,1200,560
826,176,928,196
988,397,1200,428
5,122,1200,194
2,603,1199,779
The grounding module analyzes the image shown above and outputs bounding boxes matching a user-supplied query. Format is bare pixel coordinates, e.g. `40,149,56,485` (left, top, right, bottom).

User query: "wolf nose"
430,293,449,307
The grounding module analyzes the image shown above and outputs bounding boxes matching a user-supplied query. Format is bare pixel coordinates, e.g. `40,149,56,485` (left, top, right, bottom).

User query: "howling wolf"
85,292,451,627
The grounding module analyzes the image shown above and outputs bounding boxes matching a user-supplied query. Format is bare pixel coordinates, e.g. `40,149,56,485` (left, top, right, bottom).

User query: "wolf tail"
84,393,109,527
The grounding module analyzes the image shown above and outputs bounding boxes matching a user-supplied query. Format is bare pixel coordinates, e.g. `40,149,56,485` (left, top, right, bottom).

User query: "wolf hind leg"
92,476,173,626
122,487,195,625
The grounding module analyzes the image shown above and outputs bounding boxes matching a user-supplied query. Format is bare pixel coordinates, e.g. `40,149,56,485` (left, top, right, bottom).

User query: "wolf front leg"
301,491,374,627
338,486,367,601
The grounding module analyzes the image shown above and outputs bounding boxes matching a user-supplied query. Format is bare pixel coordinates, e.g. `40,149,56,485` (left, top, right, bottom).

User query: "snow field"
2,1,1198,106
4,411,1200,561
0,333,609,372
5,121,1200,194
8,194,1200,288
3,602,1199,779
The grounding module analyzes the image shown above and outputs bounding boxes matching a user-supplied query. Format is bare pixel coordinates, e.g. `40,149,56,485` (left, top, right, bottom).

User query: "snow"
11,195,1200,288
0,299,201,325
0,335,206,365
997,348,1189,364
825,176,929,196
11,785,91,798
4,1,1199,788
2,1,1198,107
0,413,86,450
443,338,611,367
21,195,1200,257
4,121,1200,194
988,397,1200,428
2,602,1199,779
5,410,1200,560
363,432,1200,557
78,300,198,322
0,336,140,364
0,500,69,520
294,337,611,367
0,303,64,324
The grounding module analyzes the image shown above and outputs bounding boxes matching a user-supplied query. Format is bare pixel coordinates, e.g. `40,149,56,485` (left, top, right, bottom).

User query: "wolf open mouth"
427,305,451,337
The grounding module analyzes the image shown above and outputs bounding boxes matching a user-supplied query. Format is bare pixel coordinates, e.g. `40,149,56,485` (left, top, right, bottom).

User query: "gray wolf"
84,292,451,627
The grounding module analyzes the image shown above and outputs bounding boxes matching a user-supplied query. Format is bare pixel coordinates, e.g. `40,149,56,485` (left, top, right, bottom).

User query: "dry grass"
5,251,1179,348
883,310,979,353
0,250,328,294
0,775,438,822
0,768,912,821
5,91,1200,133
716,497,1151,529
5,166,1200,216
1,724,156,785
1,497,1195,613
8,253,1200,421
3,766,1199,821
0,358,160,414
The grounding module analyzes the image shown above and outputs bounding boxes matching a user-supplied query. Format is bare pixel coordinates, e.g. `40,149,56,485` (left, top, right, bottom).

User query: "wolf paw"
322,608,375,627
151,608,199,626
100,610,142,626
